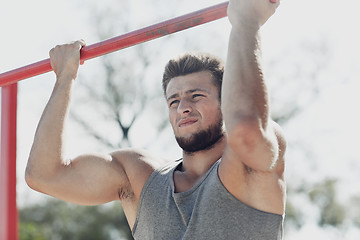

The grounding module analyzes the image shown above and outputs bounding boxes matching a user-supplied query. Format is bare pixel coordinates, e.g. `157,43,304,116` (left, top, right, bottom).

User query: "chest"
133,166,283,240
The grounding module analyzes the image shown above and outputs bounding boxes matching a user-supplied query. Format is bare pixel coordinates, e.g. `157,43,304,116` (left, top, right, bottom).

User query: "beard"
175,116,224,154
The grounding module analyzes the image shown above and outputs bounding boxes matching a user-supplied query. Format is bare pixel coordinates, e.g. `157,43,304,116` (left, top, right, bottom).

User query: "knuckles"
228,0,280,26
49,40,85,57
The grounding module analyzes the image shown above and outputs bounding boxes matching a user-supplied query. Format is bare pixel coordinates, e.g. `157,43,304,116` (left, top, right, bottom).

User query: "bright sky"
1,0,360,239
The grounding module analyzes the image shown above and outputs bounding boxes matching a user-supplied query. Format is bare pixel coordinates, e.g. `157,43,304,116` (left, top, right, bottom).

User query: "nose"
177,99,192,115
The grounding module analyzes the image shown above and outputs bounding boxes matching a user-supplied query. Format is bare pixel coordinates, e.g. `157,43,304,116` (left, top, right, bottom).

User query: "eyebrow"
166,88,209,102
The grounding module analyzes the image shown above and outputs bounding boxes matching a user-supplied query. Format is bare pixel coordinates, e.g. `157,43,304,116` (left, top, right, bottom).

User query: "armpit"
118,183,135,201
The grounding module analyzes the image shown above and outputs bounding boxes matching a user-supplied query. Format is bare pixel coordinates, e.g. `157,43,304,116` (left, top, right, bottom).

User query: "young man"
26,0,286,239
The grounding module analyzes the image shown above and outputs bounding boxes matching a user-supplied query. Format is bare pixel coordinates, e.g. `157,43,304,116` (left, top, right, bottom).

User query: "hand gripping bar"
0,2,228,87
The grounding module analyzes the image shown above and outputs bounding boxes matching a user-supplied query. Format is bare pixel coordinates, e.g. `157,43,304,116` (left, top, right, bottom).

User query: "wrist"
56,70,77,82
54,74,76,89
230,19,261,33
228,10,262,32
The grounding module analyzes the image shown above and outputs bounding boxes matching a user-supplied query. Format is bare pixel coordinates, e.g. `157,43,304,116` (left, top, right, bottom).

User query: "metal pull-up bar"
0,1,228,87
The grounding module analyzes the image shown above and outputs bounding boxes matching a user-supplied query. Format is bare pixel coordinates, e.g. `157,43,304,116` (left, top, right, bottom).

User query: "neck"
180,135,226,177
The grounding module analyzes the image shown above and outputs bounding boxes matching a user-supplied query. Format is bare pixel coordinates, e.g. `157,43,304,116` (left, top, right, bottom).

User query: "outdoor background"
1,0,360,239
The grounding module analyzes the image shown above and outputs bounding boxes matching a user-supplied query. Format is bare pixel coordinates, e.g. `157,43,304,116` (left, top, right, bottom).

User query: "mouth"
178,118,198,128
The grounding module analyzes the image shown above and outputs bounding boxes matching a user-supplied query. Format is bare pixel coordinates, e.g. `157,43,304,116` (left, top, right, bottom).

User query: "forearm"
222,0,279,132
222,1,282,171
23,40,133,203
26,77,74,181
222,24,270,132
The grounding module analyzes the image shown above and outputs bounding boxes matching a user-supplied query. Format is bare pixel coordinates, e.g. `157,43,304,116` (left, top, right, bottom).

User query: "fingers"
49,39,86,56
228,0,280,27
74,39,87,50
48,39,86,80
75,39,87,65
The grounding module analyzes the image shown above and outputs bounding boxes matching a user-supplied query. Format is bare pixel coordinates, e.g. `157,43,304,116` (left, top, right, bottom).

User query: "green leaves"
20,199,133,240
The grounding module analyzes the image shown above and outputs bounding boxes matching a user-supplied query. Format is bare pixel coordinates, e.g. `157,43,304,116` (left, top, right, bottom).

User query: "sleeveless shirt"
132,160,284,240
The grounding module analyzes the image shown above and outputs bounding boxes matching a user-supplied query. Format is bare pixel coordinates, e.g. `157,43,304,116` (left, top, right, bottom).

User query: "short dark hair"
162,53,224,100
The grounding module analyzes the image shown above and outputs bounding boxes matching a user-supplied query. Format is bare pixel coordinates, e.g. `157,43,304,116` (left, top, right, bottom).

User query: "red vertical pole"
0,83,18,240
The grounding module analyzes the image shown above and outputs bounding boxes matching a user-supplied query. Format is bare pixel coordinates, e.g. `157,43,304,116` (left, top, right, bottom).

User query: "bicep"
40,153,128,205
226,120,285,173
219,121,286,214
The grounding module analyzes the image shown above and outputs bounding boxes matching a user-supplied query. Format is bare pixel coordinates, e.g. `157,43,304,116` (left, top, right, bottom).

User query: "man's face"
165,71,224,153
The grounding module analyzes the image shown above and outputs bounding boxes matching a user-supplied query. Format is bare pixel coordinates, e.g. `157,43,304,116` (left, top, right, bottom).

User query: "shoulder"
110,148,168,198
109,149,171,228
272,120,287,154
110,148,165,166
218,120,286,214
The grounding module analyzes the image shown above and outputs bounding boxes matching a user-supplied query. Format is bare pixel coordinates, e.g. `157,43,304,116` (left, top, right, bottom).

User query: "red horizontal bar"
0,2,228,87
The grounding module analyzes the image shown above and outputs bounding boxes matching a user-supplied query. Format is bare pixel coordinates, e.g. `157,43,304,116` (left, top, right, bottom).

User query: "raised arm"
222,0,284,172
219,0,286,215
25,41,154,216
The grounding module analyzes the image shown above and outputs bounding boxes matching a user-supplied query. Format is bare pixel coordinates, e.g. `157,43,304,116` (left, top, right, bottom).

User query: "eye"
192,94,204,99
169,99,179,107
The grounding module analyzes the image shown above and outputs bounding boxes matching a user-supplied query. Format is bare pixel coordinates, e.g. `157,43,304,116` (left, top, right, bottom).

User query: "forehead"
165,71,216,98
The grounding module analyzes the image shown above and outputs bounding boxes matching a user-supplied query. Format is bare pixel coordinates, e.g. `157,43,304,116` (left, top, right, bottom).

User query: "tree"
309,179,346,227
266,39,356,234
20,199,132,240
70,0,169,149
348,195,360,228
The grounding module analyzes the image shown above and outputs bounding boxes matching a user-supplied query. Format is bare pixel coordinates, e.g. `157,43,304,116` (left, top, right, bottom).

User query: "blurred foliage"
349,195,360,227
19,222,46,240
284,178,351,233
20,199,133,240
284,198,304,229
309,179,346,227
71,1,167,150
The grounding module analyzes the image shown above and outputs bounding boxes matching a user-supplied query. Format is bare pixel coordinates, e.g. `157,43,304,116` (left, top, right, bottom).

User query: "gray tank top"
132,160,283,240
